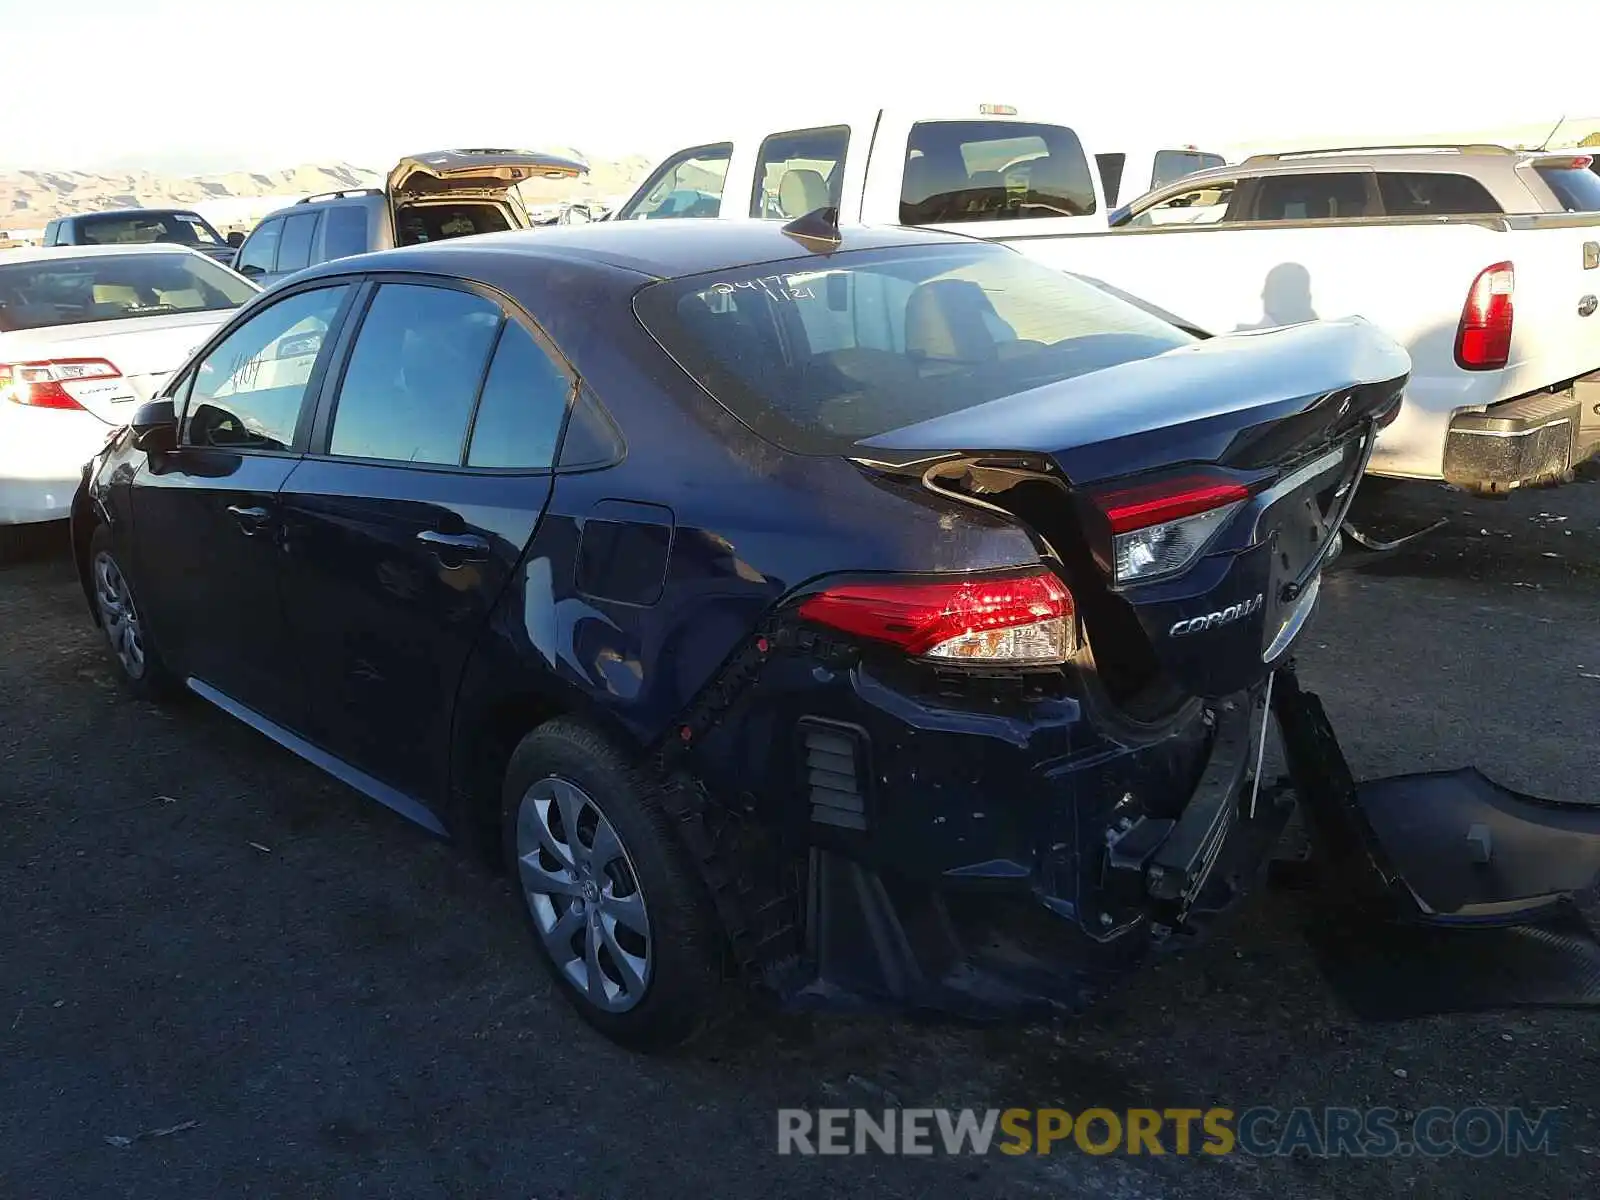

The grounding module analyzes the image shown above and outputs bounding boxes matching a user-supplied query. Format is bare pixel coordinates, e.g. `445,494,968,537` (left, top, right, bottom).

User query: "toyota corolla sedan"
73,220,1411,1049
1,243,259,531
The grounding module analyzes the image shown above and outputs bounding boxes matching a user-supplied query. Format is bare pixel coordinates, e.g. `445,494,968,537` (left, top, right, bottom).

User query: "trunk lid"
0,309,234,424
858,319,1410,699
386,149,588,199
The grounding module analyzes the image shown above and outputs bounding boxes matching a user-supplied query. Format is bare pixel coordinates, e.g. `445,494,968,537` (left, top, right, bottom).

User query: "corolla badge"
1169,593,1264,637
1580,295,1598,319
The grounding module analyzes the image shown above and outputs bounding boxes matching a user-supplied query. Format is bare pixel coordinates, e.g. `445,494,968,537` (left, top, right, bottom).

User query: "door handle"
416,529,490,562
226,504,272,535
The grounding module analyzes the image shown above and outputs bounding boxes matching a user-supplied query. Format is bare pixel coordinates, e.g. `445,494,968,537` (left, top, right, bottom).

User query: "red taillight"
1455,262,1514,371
797,568,1075,664
1095,477,1250,534
0,357,121,411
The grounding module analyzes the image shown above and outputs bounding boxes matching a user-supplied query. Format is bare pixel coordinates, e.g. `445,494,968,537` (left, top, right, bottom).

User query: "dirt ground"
2,475,1598,1199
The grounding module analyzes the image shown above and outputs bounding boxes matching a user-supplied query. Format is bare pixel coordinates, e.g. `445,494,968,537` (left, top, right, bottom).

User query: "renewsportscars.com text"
777,1106,1558,1158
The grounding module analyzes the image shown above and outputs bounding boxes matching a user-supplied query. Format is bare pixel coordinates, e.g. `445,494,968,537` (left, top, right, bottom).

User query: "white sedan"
1,243,260,527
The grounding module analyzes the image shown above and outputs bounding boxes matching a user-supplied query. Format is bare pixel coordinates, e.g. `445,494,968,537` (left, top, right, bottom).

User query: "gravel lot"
2,476,1598,1199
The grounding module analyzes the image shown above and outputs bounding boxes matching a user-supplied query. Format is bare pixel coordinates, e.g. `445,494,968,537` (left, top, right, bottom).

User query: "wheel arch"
446,681,647,866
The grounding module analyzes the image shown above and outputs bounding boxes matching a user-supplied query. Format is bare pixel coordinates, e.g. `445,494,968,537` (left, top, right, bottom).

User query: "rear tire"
88,524,181,701
501,719,725,1051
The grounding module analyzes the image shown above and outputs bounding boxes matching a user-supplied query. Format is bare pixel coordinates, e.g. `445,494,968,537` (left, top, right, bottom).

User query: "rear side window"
749,126,849,218
1534,163,1600,212
276,213,319,274
321,204,368,259
329,284,502,464
1247,173,1374,221
900,121,1097,224
466,322,572,469
617,143,733,220
1377,172,1500,216
236,218,282,276
1151,150,1225,190
635,243,1192,455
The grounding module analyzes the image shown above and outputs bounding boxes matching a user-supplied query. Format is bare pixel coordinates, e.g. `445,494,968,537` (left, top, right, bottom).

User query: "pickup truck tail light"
1454,262,1514,371
798,568,1075,664
1092,475,1249,585
0,358,121,411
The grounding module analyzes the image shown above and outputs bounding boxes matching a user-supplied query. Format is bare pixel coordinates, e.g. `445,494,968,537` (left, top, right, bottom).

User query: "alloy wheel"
92,551,147,680
515,776,652,1012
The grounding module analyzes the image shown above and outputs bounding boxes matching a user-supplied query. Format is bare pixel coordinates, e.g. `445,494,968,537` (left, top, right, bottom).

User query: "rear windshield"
1534,164,1600,212
394,202,511,246
0,252,258,332
900,121,1097,224
75,211,223,247
634,243,1193,454
1151,150,1225,190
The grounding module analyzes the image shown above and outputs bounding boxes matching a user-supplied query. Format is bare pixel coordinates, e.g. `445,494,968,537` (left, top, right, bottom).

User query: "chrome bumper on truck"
776,664,1600,1020
1441,369,1600,493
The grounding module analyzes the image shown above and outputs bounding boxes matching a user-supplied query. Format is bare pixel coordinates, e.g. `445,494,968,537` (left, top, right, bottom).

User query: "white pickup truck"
620,113,1600,492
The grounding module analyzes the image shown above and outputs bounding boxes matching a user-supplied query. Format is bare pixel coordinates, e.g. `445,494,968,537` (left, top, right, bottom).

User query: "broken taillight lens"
1094,476,1249,585
798,568,1075,664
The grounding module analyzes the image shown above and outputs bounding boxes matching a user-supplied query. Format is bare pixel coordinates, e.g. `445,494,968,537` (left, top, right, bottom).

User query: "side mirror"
130,398,179,453
226,230,246,248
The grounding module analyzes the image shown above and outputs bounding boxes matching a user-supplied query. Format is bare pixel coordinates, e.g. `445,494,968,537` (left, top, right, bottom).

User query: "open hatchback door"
386,149,588,232
386,148,588,198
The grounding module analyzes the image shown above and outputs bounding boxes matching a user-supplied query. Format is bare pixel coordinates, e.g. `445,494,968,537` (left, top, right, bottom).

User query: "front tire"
501,719,724,1051
88,524,180,701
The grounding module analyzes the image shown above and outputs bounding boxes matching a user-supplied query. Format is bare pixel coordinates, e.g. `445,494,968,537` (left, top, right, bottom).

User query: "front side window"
329,284,502,465
0,251,259,333
236,219,282,276
616,144,732,220
749,126,849,219
1376,172,1500,216
900,121,1097,225
1125,179,1238,228
1247,172,1374,221
636,244,1192,455
183,285,350,452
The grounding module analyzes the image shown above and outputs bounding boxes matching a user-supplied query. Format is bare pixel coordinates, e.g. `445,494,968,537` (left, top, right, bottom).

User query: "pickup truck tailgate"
1014,214,1600,481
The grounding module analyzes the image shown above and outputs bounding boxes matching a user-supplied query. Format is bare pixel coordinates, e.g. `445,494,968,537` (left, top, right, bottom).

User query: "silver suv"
1111,144,1600,227
233,150,587,286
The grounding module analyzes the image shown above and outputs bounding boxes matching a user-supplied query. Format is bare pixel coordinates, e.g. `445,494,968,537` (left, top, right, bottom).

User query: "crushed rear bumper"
780,665,1600,1019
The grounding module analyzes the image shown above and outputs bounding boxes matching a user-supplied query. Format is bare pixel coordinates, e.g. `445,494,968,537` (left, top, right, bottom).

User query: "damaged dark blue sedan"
73,219,1599,1050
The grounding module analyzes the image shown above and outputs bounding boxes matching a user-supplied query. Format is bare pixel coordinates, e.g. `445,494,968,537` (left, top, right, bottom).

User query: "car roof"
65,207,204,220
0,242,201,265
294,219,982,284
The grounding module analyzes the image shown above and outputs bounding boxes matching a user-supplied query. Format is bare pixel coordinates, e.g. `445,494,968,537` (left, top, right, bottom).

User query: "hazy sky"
1,0,1593,172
